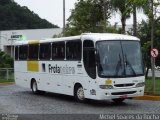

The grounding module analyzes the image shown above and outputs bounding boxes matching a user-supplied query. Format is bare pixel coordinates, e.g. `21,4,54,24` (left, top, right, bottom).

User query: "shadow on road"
19,90,130,107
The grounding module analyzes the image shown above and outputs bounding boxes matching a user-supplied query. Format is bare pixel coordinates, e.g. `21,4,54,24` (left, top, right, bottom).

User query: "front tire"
74,85,85,102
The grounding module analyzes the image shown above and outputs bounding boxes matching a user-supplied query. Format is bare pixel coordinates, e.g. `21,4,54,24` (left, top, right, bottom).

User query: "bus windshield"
96,40,144,78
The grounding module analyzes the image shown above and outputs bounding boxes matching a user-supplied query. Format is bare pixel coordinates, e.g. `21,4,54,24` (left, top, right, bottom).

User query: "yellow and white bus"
14,33,145,103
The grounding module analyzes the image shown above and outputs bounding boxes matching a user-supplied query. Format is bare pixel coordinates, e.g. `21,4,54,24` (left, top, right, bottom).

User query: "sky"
14,0,147,28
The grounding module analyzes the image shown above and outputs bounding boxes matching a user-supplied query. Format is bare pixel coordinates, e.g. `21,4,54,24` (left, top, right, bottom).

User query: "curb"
0,82,15,85
134,95,160,101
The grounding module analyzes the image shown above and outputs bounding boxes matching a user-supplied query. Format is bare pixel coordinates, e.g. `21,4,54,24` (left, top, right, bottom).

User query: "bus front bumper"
96,87,144,100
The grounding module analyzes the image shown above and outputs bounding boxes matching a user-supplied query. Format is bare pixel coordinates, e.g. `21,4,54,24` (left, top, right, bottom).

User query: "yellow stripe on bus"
27,61,39,72
28,40,39,44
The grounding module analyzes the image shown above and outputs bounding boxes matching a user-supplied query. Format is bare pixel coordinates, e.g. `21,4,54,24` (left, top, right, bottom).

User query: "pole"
63,0,66,36
133,4,137,36
103,0,106,33
151,0,155,94
0,31,1,51
11,39,13,57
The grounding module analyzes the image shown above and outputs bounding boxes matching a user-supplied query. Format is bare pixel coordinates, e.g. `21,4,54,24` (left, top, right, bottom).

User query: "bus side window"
52,42,65,60
19,45,28,60
83,40,96,79
28,44,39,60
39,43,51,60
15,46,19,60
66,40,81,60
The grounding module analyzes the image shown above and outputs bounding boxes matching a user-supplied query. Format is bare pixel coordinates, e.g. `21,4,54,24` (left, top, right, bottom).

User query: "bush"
0,51,13,68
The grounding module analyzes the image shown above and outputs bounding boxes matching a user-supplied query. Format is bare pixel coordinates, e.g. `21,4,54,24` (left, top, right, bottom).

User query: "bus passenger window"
52,42,65,60
28,44,39,60
19,45,28,60
39,43,51,60
66,40,81,60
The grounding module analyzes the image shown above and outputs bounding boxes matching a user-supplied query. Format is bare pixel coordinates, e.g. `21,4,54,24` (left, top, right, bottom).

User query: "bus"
14,33,145,103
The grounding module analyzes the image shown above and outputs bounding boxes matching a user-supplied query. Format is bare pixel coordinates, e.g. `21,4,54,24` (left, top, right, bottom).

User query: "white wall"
0,28,62,57
0,28,62,52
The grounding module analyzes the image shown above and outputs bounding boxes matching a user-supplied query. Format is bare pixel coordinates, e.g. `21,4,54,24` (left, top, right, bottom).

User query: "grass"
0,79,14,83
145,77,160,96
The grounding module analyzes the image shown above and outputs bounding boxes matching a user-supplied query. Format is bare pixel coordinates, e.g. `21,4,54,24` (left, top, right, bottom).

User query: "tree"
0,0,12,5
128,0,148,36
0,0,58,30
137,18,160,77
65,0,111,36
110,0,131,34
99,0,111,32
0,51,13,68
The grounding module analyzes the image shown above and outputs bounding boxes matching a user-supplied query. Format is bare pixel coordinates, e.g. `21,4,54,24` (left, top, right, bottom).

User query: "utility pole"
63,0,66,37
150,0,155,94
133,4,137,36
0,31,1,51
103,0,106,33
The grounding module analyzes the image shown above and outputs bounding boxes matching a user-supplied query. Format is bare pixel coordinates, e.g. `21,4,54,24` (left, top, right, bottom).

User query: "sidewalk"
134,95,160,101
0,82,15,85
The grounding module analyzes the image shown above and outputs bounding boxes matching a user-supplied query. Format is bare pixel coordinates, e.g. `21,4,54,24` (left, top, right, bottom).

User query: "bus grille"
111,91,136,95
114,83,135,87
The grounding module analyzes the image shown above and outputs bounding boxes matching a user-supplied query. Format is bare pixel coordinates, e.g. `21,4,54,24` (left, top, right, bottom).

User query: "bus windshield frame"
96,40,144,78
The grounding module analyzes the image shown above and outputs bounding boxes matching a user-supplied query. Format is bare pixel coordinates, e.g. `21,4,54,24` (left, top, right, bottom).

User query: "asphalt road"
0,85,160,120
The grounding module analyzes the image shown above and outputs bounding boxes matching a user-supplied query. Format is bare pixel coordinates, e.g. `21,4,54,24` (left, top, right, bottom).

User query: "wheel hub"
77,87,85,100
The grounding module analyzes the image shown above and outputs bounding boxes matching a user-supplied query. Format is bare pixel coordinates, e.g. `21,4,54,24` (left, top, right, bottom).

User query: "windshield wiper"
116,54,124,76
124,54,136,76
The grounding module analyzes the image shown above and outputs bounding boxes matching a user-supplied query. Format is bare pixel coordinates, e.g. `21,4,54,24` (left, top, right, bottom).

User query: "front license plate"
119,95,127,99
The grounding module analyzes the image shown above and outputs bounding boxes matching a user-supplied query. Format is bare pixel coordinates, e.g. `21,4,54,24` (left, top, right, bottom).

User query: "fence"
0,68,14,82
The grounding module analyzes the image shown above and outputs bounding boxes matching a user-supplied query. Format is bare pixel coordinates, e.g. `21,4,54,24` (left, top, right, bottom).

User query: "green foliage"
0,51,13,68
142,41,151,70
128,0,148,8
137,19,160,70
142,0,160,20
0,79,14,83
0,0,58,30
65,0,110,36
0,0,12,5
105,25,120,33
137,21,151,71
110,0,132,34
127,0,148,36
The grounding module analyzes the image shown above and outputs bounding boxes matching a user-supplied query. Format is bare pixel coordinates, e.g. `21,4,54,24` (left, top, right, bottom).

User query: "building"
0,28,62,57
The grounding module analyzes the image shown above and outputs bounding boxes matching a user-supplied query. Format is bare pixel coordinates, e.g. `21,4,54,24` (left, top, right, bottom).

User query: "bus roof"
14,33,139,45
81,33,139,41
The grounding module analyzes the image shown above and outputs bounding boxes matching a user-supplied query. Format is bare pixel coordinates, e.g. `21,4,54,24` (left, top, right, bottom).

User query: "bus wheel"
74,85,85,102
112,98,125,103
31,81,39,94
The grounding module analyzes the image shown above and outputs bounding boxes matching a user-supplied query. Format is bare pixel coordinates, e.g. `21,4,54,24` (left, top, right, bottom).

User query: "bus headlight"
136,82,145,87
99,85,113,89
